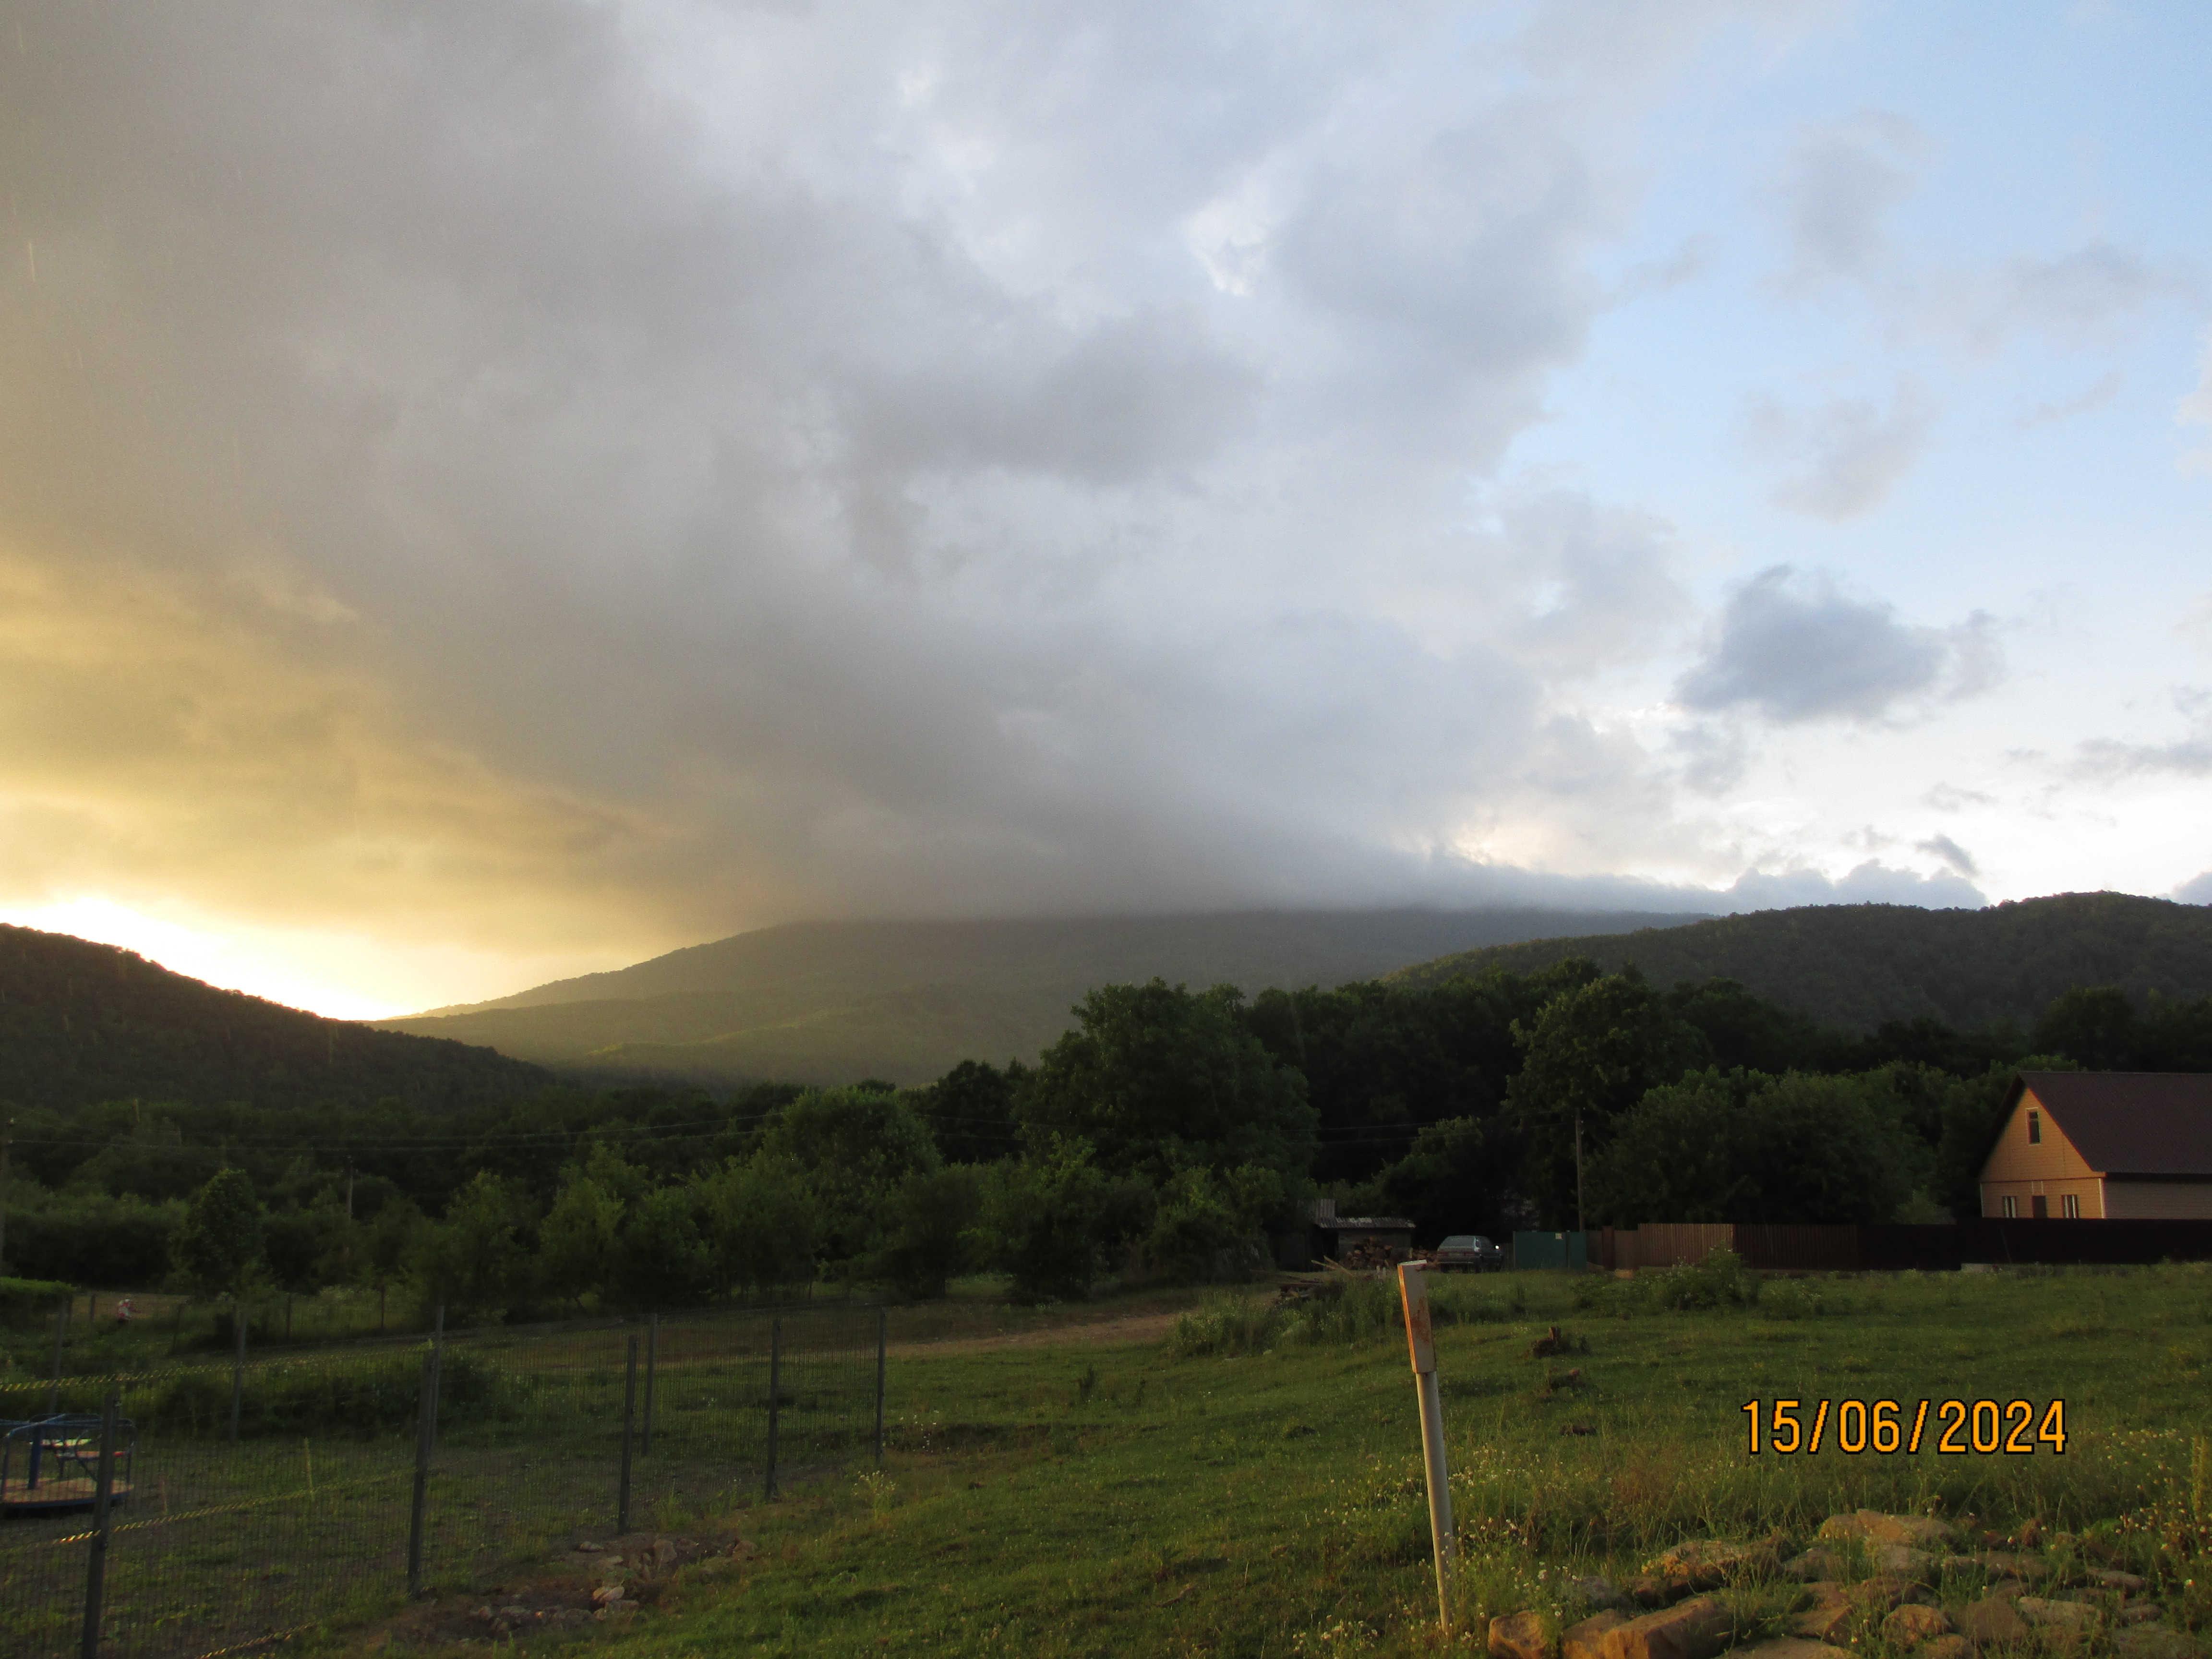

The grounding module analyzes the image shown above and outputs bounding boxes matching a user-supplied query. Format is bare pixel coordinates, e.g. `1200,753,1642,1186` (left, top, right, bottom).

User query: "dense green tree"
537,1171,624,1307
1022,980,1314,1199
1144,1164,1281,1282
1587,1070,1921,1225
694,1156,820,1297
410,1172,535,1320
872,1166,985,1298
612,1186,712,1310
2033,987,2138,1070
1344,1115,1519,1244
753,1087,940,1265
262,1207,361,1295
914,1060,1024,1164
975,1142,1127,1302
175,1167,264,1299
1506,973,1709,1226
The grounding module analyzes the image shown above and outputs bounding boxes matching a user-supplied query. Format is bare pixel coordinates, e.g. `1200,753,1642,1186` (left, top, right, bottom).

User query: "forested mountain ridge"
1387,892,2212,1031
377,908,1708,1085
0,924,546,1110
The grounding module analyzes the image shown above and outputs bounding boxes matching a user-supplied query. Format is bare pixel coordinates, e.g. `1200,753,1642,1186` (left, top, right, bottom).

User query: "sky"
1,0,2208,1019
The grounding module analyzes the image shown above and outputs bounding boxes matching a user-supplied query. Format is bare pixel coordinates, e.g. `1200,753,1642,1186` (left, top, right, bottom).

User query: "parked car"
1426,1234,1505,1272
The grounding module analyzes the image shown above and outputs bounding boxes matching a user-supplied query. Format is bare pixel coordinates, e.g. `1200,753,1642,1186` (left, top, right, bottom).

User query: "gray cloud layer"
1676,566,2001,725
0,0,1949,951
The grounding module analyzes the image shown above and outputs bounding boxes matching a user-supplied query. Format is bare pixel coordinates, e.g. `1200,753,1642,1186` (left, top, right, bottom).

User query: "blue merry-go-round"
0,1415,135,1516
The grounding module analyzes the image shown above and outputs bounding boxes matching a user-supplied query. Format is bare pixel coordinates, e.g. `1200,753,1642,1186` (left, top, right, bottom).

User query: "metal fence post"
617,1335,638,1535
764,1317,781,1501
227,1302,247,1442
874,1306,887,1468
406,1342,442,1599
79,1390,120,1659
48,1295,69,1413
641,1314,658,1457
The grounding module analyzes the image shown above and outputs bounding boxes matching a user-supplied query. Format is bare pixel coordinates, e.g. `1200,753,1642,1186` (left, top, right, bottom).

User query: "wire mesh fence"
0,1303,886,1659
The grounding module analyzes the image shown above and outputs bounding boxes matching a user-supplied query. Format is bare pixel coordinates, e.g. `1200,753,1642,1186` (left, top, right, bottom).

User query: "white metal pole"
1396,1261,1455,1633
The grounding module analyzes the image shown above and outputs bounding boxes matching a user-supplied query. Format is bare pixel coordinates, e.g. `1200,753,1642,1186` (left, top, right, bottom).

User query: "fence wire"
0,1304,884,1659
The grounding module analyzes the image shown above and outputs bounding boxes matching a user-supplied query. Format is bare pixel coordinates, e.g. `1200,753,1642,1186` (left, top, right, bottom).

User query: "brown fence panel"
1957,1218,2212,1264
1732,1226,1862,1272
1619,1224,1735,1269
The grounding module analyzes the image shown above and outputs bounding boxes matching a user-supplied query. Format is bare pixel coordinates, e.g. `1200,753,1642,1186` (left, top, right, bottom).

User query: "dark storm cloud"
0,0,1844,950
1676,566,2001,725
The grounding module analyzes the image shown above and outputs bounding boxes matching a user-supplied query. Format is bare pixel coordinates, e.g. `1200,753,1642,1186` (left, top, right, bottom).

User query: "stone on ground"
1723,1639,1851,1659
1491,1609,1558,1659
1647,1539,1780,1592
1880,1604,1954,1648
2113,1627,2205,1659
1563,1610,1628,1659
1590,1594,1731,1659
1957,1597,2030,1645
1817,1511,1955,1550
1782,1548,1847,1582
2017,1598,2103,1634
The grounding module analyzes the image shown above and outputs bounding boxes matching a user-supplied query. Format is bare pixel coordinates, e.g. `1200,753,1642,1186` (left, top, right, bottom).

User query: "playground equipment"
0,1414,134,1516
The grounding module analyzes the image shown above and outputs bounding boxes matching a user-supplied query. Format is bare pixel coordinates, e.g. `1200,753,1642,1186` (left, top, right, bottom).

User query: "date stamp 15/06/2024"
1741,1398,2068,1456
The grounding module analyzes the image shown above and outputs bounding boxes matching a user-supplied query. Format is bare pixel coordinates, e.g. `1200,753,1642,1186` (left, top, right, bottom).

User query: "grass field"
484,1263,2212,1659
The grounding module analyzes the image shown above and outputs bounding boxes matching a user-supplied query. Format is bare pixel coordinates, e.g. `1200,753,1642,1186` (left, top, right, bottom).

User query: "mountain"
0,924,546,1110
377,908,1708,1086
1386,892,2212,1031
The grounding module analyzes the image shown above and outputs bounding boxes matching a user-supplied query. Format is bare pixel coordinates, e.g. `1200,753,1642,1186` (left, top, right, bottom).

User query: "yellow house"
1980,1071,2212,1220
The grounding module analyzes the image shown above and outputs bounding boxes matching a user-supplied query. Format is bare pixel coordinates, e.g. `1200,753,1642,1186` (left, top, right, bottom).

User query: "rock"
2121,1601,2164,1625
576,1540,602,1552
1918,1638,1971,1659
1873,1544,1936,1580
2114,1629,2204,1659
1976,1551,2050,1581
591,1585,626,1609
1783,1549,1847,1583
1563,1611,1628,1659
2097,1571,2151,1592
499,1605,530,1620
654,1537,680,1568
1789,1589,1851,1644
1720,1640,1850,1659
1845,1576,1917,1613
1957,1597,2030,1645
1647,1539,1781,1592
1573,1577,1632,1612
1881,1605,1955,1648
1491,1610,1557,1659
1590,1595,1731,1659
2017,1598,2103,1635
1818,1511,1956,1550
549,1609,590,1628
1627,1575,1675,1608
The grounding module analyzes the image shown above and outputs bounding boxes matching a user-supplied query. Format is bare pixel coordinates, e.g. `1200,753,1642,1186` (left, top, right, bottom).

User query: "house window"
2002,1195,2017,1218
2027,1109,2041,1144
2032,1195,2049,1219
2062,1193,2080,1219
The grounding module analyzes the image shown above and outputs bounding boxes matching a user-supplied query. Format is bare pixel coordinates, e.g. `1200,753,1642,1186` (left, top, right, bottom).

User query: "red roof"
2012,1071,2212,1178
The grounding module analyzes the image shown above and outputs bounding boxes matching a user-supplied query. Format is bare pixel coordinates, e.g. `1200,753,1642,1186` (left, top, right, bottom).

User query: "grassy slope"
570,1265,2212,1659
1387,892,2212,1033
376,909,1705,1086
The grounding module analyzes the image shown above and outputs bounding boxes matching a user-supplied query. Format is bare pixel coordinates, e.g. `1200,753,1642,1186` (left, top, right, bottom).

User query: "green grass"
551,1264,2212,1659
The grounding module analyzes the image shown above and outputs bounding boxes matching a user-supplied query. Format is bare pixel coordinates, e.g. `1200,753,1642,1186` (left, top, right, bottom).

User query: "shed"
1979,1071,2212,1221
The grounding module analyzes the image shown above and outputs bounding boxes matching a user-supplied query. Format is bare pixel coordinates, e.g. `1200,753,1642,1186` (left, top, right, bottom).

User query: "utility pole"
344,1157,355,1221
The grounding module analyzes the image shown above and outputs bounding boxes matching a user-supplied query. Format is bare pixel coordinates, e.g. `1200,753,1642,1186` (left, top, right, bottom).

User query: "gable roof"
2010,1071,2212,1178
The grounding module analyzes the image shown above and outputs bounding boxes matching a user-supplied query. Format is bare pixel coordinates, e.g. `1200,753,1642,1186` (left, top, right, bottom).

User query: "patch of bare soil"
364,1529,757,1652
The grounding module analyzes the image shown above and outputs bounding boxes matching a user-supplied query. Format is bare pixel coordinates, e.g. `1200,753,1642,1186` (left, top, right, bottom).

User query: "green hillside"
377,908,1706,1085
0,924,546,1110
1387,891,2212,1030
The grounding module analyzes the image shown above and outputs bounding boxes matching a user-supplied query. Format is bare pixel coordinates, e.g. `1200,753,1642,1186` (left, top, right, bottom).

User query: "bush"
0,1275,73,1325
1571,1248,1762,1315
1167,1273,1529,1358
120,1348,517,1439
2,1194,180,1286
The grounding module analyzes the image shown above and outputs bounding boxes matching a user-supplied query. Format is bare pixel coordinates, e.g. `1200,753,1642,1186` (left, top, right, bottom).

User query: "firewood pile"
1330,1237,1411,1272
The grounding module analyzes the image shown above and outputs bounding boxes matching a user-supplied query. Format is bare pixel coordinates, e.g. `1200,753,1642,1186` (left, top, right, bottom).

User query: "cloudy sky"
2,0,2208,1017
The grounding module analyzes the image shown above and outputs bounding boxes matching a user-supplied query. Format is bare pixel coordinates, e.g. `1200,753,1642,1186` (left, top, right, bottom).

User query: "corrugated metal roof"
2014,1071,2212,1177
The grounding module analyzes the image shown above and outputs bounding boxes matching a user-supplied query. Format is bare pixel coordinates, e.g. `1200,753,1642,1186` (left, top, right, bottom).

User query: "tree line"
3,963,2206,1313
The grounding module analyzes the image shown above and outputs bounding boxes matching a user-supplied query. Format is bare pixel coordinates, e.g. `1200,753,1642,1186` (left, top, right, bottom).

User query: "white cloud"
1744,381,1935,520
1773,113,1927,290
